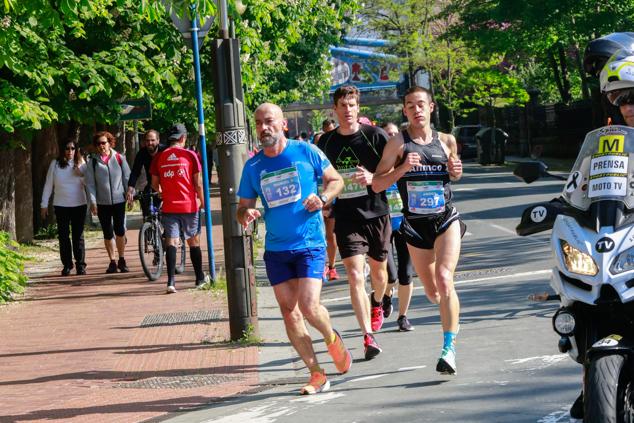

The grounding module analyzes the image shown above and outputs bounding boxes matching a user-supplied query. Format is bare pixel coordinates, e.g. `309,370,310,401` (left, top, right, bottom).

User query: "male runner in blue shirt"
237,103,351,395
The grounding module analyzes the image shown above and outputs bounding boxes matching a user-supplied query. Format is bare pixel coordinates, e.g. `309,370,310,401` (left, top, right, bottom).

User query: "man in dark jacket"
126,129,165,216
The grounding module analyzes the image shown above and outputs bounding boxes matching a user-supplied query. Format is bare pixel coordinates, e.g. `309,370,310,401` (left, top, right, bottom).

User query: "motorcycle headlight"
553,308,576,336
560,240,598,276
610,246,634,274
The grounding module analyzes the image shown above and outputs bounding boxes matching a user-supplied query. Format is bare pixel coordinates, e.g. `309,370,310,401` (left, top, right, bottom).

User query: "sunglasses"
607,88,634,106
65,146,76,151
96,141,108,146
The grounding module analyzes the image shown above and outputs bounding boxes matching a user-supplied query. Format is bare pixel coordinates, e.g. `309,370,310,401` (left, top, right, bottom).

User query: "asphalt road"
163,162,581,423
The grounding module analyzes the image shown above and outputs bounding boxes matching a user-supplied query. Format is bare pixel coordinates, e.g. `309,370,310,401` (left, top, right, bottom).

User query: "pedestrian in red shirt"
150,124,208,293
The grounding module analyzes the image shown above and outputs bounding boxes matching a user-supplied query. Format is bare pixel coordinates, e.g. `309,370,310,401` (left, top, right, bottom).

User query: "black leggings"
97,202,126,240
54,205,87,269
386,229,414,285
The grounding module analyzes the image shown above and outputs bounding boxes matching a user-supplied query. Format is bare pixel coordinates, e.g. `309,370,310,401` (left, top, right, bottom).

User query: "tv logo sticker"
595,237,615,253
530,206,547,223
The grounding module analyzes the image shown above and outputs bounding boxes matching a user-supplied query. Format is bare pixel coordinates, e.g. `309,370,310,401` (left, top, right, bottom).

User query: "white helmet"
600,48,634,105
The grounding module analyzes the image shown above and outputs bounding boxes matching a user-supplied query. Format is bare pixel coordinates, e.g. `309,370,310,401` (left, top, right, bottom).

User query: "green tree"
456,66,529,127
449,0,634,103
361,0,486,129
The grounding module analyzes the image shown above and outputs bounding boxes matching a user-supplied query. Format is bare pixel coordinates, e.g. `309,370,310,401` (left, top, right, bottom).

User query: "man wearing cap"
150,124,207,293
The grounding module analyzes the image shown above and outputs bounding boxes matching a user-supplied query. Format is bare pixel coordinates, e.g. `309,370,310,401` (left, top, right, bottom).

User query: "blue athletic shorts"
263,247,326,285
162,212,200,239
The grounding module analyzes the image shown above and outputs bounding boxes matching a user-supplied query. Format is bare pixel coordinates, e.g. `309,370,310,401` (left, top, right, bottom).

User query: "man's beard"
260,132,280,147
147,144,158,154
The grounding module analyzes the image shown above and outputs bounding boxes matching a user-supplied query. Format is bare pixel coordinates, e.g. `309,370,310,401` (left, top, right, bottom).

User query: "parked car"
451,125,483,159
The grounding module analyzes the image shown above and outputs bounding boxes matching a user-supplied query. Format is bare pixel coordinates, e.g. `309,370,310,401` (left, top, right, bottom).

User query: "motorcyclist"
568,45,634,421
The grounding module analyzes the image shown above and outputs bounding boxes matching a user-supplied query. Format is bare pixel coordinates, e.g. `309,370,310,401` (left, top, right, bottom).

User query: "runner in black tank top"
397,129,454,219
371,86,463,376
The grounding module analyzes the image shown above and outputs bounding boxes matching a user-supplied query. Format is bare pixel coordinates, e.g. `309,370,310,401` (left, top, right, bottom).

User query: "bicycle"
135,192,186,281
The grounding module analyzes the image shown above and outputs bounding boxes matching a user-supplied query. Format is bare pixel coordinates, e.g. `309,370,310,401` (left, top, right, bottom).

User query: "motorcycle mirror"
516,197,569,236
513,161,549,184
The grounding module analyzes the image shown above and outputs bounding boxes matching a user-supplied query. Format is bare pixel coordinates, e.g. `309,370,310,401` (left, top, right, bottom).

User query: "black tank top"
396,129,453,218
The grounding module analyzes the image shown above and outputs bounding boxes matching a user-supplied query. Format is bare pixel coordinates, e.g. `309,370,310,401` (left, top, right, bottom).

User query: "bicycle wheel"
175,233,186,274
139,221,163,281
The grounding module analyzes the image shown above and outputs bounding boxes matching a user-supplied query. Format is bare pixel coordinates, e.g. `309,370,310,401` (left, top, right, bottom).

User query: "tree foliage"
361,0,526,129
456,66,529,121
449,0,634,103
0,0,358,138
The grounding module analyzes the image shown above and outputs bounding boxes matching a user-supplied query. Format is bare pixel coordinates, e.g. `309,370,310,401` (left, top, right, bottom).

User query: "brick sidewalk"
0,187,260,423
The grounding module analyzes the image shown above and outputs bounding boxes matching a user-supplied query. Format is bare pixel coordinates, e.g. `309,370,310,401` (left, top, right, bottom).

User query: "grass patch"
18,241,58,262
34,224,57,240
235,323,263,346
196,270,228,295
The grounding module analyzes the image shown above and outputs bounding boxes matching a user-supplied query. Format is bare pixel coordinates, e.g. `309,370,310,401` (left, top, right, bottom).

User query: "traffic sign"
119,98,152,121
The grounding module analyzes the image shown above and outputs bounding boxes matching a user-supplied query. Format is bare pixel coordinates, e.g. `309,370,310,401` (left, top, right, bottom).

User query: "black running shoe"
397,315,414,331
382,294,393,319
106,261,117,274
570,391,583,420
117,257,129,273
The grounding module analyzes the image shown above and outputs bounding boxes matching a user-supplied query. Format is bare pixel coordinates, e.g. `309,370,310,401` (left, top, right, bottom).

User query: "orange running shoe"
300,369,330,395
327,329,352,374
328,267,339,281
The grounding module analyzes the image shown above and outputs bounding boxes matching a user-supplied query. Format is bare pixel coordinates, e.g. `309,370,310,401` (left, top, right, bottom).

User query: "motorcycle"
515,125,634,422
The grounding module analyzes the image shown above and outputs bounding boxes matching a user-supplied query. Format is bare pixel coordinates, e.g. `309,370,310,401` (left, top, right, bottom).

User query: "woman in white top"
40,139,88,276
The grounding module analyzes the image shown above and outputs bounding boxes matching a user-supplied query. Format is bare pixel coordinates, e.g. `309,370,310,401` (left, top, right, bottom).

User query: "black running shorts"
400,206,466,250
335,214,391,261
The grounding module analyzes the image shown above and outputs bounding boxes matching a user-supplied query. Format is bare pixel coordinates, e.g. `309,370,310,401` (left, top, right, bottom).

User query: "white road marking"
291,391,345,403
202,403,293,423
489,223,519,236
322,270,551,303
506,354,568,371
348,373,389,383
536,406,571,423
464,231,473,236
397,365,426,371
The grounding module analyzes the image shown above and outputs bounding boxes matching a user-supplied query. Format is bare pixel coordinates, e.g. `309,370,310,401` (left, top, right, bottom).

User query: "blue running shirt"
238,139,331,251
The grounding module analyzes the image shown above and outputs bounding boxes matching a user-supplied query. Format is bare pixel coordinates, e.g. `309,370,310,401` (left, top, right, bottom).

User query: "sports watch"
319,194,329,204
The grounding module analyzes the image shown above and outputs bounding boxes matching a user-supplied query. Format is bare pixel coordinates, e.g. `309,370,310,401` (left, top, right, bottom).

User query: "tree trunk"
558,44,572,103
14,144,33,243
573,44,590,100
32,126,60,231
549,49,567,103
0,146,15,238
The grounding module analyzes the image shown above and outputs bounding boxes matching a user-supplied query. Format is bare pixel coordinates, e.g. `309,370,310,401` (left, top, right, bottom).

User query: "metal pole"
212,0,258,341
219,0,229,39
133,120,139,155
190,6,216,281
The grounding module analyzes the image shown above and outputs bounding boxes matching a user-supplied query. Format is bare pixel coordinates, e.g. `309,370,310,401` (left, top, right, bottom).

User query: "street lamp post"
168,5,216,282
189,7,216,282
211,0,258,341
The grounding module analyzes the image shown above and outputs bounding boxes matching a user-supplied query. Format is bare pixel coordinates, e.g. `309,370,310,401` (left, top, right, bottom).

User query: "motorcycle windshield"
563,125,634,211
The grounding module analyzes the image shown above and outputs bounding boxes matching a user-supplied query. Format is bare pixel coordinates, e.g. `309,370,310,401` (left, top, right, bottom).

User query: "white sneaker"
166,285,177,294
436,348,457,375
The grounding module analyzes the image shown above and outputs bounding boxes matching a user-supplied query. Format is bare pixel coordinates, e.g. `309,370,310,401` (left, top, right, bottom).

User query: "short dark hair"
144,129,159,141
93,131,116,148
403,86,433,104
321,119,336,131
333,85,360,106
